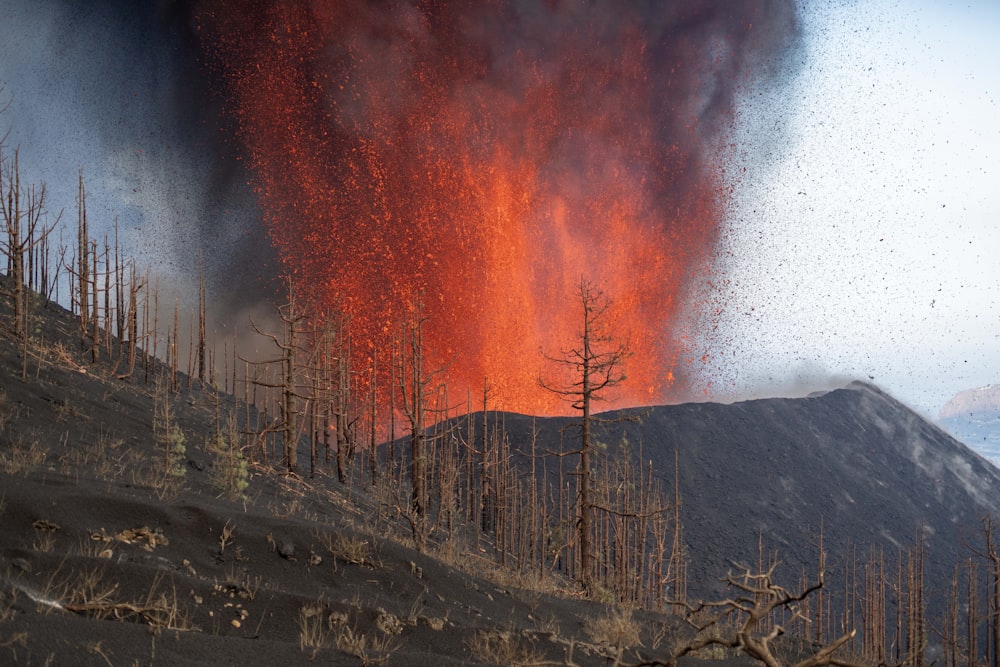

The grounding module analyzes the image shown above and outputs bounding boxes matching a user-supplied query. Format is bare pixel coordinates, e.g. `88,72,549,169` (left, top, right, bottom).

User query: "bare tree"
246,280,310,474
397,295,430,549
539,277,629,593
647,561,870,667
0,147,57,379
968,516,1000,667
395,294,448,551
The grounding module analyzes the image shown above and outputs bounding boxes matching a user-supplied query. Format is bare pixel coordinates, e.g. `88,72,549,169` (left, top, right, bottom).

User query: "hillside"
2,277,999,665
535,384,1000,600
0,284,686,666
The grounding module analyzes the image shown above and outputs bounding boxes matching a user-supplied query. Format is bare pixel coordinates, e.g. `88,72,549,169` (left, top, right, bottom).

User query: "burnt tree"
539,277,629,594
0,147,57,379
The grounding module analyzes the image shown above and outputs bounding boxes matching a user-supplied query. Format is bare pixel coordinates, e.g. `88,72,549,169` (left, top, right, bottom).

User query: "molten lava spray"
194,1,792,414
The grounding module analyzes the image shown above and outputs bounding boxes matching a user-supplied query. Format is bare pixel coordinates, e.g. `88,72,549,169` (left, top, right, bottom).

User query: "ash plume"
2,1,802,411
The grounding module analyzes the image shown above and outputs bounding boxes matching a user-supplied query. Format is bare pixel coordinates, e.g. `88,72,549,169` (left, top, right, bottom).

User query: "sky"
0,1,997,417
704,0,1000,415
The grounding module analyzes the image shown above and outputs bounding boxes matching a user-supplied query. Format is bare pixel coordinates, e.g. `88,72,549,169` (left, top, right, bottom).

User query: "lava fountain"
194,1,792,414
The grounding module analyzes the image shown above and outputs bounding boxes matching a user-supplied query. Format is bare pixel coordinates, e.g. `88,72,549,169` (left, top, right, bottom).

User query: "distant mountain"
940,385,1000,419
939,385,1000,466
491,382,1000,602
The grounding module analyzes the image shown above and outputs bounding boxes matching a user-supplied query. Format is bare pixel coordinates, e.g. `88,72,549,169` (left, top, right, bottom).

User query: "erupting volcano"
193,1,795,414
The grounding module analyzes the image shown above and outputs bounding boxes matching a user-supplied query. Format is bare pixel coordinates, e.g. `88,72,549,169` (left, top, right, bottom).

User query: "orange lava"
196,2,733,415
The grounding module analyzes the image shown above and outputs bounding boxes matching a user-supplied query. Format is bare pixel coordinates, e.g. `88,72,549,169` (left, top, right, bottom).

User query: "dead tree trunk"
539,278,629,594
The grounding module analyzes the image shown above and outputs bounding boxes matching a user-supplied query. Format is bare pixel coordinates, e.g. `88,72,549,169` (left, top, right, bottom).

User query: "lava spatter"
194,1,788,414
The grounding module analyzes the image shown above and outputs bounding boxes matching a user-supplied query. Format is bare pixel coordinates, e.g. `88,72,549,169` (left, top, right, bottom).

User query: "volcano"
476,381,1000,603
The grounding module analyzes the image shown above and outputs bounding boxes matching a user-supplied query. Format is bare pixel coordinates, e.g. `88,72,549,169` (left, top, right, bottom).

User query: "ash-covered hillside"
4,266,1000,663
492,382,1000,601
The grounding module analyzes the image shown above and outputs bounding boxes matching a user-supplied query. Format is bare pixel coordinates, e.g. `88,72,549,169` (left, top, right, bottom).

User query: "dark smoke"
0,0,278,315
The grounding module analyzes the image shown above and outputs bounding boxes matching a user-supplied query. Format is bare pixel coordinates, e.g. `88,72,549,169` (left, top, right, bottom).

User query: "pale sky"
705,0,1000,416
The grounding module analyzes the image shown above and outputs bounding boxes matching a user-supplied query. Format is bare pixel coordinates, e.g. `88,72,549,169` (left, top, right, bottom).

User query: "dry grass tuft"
466,628,545,666
32,531,56,554
0,631,28,653
583,605,641,651
218,519,235,554
37,565,193,631
316,530,378,568
333,623,398,666
0,433,47,476
297,602,330,654
58,429,128,482
86,640,115,667
218,565,262,602
298,601,398,664
0,587,18,623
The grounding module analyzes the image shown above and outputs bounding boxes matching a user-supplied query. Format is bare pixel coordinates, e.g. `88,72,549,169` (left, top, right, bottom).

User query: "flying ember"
194,1,772,414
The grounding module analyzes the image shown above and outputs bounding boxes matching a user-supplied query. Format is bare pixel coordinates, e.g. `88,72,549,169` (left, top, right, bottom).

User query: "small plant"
333,622,398,665
270,496,304,519
466,629,544,666
218,520,235,554
298,602,330,655
316,531,376,568
583,605,641,651
220,566,261,602
86,641,114,666
93,446,127,483
55,399,75,423
209,423,249,501
152,379,185,497
32,531,56,554
535,612,561,637
0,432,47,475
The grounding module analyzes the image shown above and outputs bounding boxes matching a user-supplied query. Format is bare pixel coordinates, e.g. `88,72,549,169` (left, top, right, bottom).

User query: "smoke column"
189,1,799,414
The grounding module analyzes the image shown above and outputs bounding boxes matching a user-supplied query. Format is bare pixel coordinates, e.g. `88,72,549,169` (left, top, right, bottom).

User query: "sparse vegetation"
0,156,996,667
297,601,330,654
316,530,377,569
152,378,186,497
209,414,249,501
0,432,46,475
583,605,641,652
332,621,398,666
466,628,544,666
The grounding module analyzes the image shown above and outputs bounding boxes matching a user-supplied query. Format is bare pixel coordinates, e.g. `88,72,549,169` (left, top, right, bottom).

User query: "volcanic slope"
0,282,694,666
490,383,1000,602
3,273,1000,663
